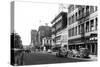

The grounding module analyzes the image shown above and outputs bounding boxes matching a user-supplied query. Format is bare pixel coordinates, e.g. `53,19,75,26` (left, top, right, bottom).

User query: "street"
23,52,90,65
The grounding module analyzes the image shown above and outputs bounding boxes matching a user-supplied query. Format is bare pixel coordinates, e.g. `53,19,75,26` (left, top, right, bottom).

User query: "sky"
14,1,68,45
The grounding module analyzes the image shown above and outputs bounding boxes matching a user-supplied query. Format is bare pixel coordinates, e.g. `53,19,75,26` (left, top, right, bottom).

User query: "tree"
11,33,23,65
11,33,23,49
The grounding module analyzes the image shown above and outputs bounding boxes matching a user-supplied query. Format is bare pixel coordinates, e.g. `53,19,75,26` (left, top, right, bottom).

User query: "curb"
68,57,96,61
50,52,97,61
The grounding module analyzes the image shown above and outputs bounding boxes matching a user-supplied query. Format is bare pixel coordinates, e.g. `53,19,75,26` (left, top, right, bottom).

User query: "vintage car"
67,49,78,58
47,49,52,53
78,48,90,58
56,48,68,57
67,48,90,58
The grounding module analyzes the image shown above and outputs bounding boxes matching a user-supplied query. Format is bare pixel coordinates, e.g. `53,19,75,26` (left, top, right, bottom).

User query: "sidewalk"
50,52,97,61
89,55,97,61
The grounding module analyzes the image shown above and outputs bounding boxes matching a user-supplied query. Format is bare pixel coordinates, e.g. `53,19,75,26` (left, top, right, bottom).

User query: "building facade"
31,30,38,46
38,26,52,46
42,37,52,51
68,5,98,55
51,12,68,48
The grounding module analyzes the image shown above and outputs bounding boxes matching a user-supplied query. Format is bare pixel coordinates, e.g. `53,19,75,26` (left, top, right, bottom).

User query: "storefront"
68,38,84,50
68,34,97,55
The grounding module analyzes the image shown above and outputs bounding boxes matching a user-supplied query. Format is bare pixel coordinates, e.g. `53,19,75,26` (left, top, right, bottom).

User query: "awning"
52,44,61,48
68,42,84,45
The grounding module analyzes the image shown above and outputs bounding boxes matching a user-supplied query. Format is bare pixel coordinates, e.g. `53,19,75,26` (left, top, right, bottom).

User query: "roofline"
51,11,67,24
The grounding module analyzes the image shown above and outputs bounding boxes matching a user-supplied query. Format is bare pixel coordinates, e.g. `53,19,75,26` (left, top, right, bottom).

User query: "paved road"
23,52,90,65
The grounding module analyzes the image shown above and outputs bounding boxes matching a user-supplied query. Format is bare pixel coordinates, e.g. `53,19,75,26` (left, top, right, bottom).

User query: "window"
78,25,80,34
70,29,72,37
75,26,77,35
86,6,89,11
69,17,71,25
76,26,77,35
95,6,97,11
47,40,48,44
79,10,81,18
86,21,89,32
69,29,72,37
75,12,77,21
73,15,75,23
80,9,82,18
72,15,74,23
90,19,94,31
68,5,74,13
73,27,75,36
71,5,74,12
95,18,98,30
82,8,84,15
56,22,62,30
56,36,61,41
70,17,72,24
81,23,84,34
72,28,74,36
86,6,89,15
90,6,94,14
68,29,70,37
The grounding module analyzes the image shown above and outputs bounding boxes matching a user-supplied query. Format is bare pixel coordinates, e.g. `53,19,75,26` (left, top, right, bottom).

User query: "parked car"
78,48,90,58
67,50,77,58
56,48,68,57
71,49,79,57
47,49,52,53
24,49,31,53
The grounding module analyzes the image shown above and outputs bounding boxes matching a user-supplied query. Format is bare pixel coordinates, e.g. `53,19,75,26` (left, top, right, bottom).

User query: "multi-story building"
38,25,52,46
31,30,38,46
51,12,68,48
68,5,98,55
42,37,52,51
